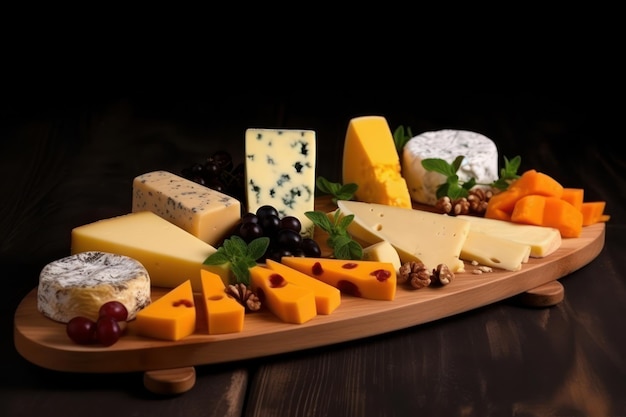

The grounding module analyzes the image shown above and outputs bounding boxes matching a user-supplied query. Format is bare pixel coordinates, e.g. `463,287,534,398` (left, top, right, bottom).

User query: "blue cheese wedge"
37,251,151,323
132,170,241,246
245,128,316,237
402,129,499,205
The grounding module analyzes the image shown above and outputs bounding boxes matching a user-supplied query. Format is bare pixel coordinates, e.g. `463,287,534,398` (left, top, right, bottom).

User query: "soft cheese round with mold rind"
37,251,151,323
402,129,499,205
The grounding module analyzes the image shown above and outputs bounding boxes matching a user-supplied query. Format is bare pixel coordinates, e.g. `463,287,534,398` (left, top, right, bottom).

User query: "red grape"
66,316,97,345
96,316,122,346
99,300,128,322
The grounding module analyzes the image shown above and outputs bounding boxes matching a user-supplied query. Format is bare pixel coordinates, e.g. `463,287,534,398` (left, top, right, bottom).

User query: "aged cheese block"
265,259,341,315
249,265,317,324
132,170,241,246
70,211,229,291
337,200,470,273
200,270,244,334
342,116,412,208
37,251,151,323
457,215,562,258
402,129,499,206
134,280,196,341
245,128,316,238
461,231,531,271
279,257,397,301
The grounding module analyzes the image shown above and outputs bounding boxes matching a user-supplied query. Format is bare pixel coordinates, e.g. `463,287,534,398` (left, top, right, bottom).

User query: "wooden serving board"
14,198,606,375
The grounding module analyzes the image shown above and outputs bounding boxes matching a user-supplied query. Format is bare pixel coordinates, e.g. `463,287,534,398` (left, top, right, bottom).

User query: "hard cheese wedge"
134,280,196,341
200,270,244,335
461,231,531,271
70,211,229,291
342,116,412,208
337,200,469,273
132,170,241,246
279,257,397,301
245,128,316,238
249,265,317,324
457,215,562,258
265,259,341,315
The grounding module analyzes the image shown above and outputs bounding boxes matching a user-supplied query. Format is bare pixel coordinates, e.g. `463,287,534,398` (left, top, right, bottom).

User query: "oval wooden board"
14,199,606,374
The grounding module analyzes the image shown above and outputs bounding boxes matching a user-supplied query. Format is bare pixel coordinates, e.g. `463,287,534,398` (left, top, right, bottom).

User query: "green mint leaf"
203,250,231,265
306,208,363,260
247,237,270,260
393,125,413,156
203,235,267,285
421,158,457,177
316,176,358,204
305,211,334,233
231,262,252,286
451,155,465,173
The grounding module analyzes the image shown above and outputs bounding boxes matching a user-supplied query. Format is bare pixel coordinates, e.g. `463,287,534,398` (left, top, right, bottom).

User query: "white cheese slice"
245,128,316,237
362,241,402,274
37,251,151,323
457,215,562,258
337,200,470,273
402,129,499,205
461,231,531,271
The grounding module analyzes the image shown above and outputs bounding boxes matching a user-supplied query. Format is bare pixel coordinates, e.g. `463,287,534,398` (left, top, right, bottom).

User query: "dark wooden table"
2,92,625,417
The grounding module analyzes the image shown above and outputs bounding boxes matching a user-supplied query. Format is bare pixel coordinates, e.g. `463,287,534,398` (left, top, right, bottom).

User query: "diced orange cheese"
200,270,244,335
512,195,583,238
249,266,317,324
581,201,607,226
265,259,341,315
509,169,564,198
560,188,584,212
134,280,196,341
342,116,412,208
279,257,396,301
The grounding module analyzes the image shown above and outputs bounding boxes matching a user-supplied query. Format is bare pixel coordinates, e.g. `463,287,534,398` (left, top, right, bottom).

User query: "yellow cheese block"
279,257,397,301
461,231,531,271
134,280,196,341
337,200,470,273
457,215,562,258
249,265,317,324
200,270,245,335
265,259,341,315
132,170,241,246
70,211,229,291
342,116,412,208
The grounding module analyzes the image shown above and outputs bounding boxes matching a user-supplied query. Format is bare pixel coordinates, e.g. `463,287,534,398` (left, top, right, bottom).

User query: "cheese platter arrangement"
13,116,610,394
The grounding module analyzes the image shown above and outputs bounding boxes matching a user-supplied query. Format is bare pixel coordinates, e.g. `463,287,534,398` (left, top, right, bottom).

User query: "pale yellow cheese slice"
461,231,531,271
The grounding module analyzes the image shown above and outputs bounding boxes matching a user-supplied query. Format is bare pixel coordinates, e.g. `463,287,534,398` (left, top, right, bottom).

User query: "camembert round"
37,251,151,323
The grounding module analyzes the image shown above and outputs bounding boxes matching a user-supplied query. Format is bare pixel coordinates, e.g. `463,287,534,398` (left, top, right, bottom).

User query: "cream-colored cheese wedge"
337,200,469,273
362,241,402,274
71,211,229,291
457,215,562,258
461,231,531,271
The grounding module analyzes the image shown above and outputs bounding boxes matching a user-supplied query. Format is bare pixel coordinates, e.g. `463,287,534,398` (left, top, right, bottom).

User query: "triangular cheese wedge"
200,270,244,334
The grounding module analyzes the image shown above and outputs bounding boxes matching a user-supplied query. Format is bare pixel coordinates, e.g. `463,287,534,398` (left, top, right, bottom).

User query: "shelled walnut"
434,188,493,216
226,283,261,312
399,261,432,289
431,264,454,285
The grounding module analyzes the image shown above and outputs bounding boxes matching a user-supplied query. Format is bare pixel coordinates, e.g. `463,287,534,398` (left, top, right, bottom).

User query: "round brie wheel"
37,251,151,323
402,129,499,206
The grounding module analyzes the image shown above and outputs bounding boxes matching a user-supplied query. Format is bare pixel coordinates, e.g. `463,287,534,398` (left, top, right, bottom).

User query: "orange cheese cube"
265,259,341,315
249,265,317,324
134,280,196,341
279,257,396,301
200,270,244,334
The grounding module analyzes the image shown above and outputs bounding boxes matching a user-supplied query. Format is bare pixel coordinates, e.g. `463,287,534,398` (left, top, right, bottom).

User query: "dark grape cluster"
66,301,128,346
231,204,321,263
181,150,246,204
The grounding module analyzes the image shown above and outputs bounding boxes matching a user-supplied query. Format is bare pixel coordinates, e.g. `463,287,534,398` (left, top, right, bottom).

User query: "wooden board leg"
143,366,196,395
516,281,564,307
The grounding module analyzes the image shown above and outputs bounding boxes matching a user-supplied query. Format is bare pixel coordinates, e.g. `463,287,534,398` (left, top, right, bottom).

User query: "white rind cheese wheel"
37,251,151,323
402,129,499,206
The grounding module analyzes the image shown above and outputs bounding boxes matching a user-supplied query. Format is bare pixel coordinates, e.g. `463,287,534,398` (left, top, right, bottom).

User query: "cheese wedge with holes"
71,211,229,291
461,231,531,271
265,259,341,315
134,280,196,341
249,265,317,324
200,270,244,334
279,257,397,301
457,215,562,258
337,200,469,273
342,116,412,208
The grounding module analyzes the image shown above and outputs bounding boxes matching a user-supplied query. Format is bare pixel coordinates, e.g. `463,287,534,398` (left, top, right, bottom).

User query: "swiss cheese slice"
337,200,469,273
461,231,531,271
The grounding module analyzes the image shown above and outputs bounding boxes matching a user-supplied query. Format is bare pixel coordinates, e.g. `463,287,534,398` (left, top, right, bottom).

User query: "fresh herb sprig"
305,209,363,260
422,155,521,200
316,176,358,204
203,236,270,285
393,125,413,157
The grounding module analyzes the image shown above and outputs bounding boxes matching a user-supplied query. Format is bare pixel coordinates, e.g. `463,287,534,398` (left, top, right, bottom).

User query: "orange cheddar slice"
249,265,317,324
265,259,341,315
279,257,396,301
134,280,196,341
200,270,245,335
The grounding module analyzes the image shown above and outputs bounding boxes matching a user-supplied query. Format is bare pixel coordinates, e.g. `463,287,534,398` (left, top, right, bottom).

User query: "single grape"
260,214,280,237
239,221,264,242
300,237,322,257
279,216,301,233
267,247,294,263
241,212,259,224
276,228,302,251
207,150,234,173
96,315,122,347
99,301,128,322
256,205,279,221
66,316,97,345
